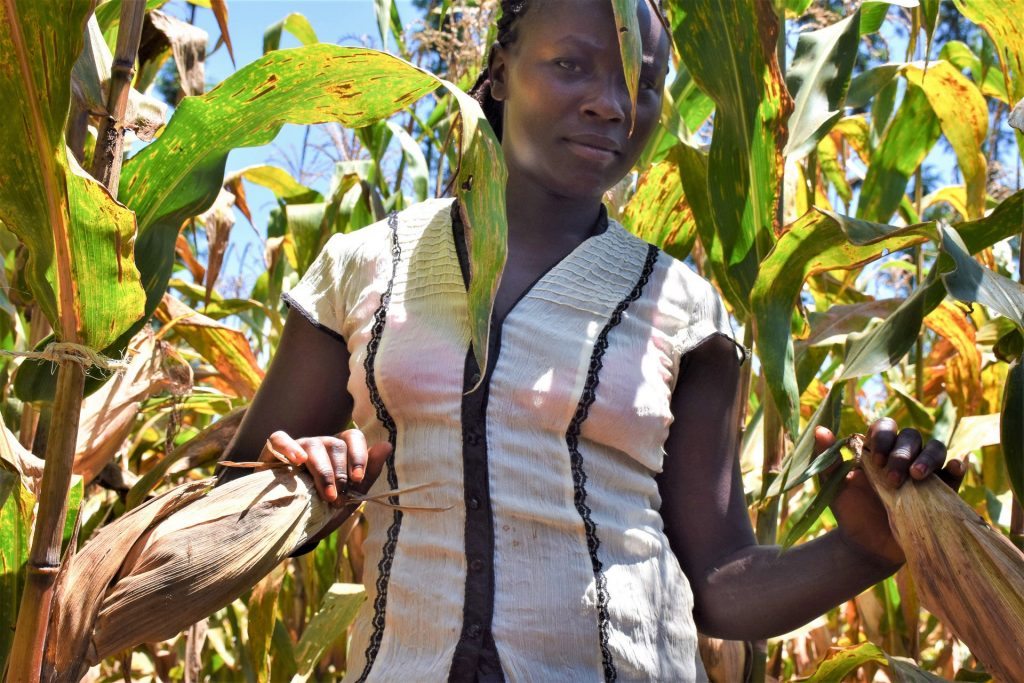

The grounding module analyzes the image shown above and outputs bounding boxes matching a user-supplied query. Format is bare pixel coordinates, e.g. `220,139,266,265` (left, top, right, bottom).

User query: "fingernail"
352,465,364,482
325,484,336,501
912,463,926,477
888,470,902,487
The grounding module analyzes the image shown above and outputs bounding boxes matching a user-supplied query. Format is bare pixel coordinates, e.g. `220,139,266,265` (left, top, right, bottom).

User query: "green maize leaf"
121,45,438,330
387,120,430,203
226,165,323,205
752,209,928,436
786,0,813,17
891,385,936,431
860,0,919,36
784,9,862,160
263,12,319,55
0,0,146,349
806,642,888,682
845,63,902,109
858,83,942,224
940,40,1011,102
951,0,1024,103
441,80,508,379
292,583,366,682
920,0,940,58
668,66,715,136
374,0,409,59
768,383,845,497
904,61,988,219
115,45,506,381
610,0,641,133
1002,357,1024,506
839,272,945,382
780,457,856,549
622,160,697,261
672,0,793,320
96,0,167,49
816,134,852,204
837,191,1024,382
0,459,32,671
887,657,950,682
673,141,747,313
937,225,1024,330
802,299,903,348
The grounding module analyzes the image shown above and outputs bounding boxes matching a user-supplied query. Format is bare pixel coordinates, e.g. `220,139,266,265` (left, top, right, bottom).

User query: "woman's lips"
564,138,619,163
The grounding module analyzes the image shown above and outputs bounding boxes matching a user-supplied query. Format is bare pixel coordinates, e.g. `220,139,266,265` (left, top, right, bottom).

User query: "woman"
221,0,963,680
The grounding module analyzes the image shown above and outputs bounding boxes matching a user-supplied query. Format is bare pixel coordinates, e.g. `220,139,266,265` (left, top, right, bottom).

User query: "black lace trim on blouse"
565,243,659,683
357,211,403,682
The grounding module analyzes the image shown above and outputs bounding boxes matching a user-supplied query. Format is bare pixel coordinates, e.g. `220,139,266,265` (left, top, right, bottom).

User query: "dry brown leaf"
74,331,192,483
199,188,236,306
139,10,207,98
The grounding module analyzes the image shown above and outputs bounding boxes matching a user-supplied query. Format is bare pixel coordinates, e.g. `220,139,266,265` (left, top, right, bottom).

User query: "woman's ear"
488,42,509,102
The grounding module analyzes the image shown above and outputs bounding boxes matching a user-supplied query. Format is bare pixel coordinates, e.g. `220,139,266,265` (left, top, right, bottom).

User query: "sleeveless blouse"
284,198,740,682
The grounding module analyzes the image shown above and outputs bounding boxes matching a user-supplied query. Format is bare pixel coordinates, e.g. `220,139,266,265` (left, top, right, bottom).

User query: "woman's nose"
581,74,630,124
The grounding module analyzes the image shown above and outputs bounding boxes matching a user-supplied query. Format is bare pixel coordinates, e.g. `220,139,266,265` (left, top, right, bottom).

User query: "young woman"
220,0,963,680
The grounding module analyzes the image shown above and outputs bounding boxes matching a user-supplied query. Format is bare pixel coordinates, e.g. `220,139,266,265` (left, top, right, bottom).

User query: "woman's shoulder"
606,217,718,302
321,197,457,262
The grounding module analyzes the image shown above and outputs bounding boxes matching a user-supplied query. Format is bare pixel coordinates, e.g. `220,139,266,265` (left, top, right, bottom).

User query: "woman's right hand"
260,429,393,506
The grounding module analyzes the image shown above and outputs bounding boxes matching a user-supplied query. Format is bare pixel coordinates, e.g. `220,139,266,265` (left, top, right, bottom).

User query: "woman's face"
490,0,671,202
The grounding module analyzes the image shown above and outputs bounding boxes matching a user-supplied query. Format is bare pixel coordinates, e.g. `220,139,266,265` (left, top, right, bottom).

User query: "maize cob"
42,467,338,682
855,435,1024,682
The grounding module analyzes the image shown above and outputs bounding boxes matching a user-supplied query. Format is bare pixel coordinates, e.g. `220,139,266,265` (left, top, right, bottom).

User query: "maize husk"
42,467,338,683
855,436,1024,682
698,634,747,683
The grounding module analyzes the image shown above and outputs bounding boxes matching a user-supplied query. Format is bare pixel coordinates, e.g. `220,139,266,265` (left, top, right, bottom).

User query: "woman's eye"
555,59,580,72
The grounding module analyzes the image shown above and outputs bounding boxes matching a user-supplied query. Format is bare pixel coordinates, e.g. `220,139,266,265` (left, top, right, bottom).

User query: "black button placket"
448,202,503,682
449,340,501,681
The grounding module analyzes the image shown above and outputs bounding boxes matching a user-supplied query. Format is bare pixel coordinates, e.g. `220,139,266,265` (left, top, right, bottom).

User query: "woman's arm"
658,335,902,640
218,308,389,503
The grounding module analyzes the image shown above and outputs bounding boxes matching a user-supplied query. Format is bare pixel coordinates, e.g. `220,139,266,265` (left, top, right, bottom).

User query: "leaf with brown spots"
0,0,145,349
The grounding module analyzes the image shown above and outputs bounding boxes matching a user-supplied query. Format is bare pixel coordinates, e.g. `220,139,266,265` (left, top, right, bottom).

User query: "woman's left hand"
818,418,967,567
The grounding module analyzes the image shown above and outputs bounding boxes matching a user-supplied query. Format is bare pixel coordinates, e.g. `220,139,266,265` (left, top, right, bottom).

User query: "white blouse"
285,198,739,682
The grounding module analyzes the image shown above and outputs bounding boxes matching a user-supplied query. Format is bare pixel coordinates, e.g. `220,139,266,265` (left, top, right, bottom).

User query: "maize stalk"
41,468,340,682
855,435,1024,682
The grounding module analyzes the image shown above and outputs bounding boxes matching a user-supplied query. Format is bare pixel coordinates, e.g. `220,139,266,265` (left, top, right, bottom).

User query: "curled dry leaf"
855,436,1024,682
42,468,340,682
74,331,193,483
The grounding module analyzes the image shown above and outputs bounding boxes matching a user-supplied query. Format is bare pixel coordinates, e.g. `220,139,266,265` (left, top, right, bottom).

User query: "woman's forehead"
517,0,669,63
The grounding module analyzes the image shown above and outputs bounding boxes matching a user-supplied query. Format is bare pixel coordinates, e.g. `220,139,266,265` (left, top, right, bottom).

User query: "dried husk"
698,634,747,683
42,468,338,682
856,436,1024,682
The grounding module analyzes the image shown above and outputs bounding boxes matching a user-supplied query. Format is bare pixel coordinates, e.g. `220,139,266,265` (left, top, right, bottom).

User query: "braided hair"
468,1,528,142
468,0,669,142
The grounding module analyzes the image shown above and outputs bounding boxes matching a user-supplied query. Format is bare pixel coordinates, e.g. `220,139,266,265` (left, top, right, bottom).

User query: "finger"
323,436,349,495
356,441,393,495
299,437,339,504
339,429,369,484
867,418,898,467
883,428,923,487
813,426,836,458
937,456,968,491
909,439,948,480
262,431,307,466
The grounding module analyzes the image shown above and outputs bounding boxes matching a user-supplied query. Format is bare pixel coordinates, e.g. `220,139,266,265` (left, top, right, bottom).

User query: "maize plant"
1,0,1023,680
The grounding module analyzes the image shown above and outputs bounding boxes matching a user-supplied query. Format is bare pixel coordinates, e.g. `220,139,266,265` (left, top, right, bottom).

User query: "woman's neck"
503,170,605,251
